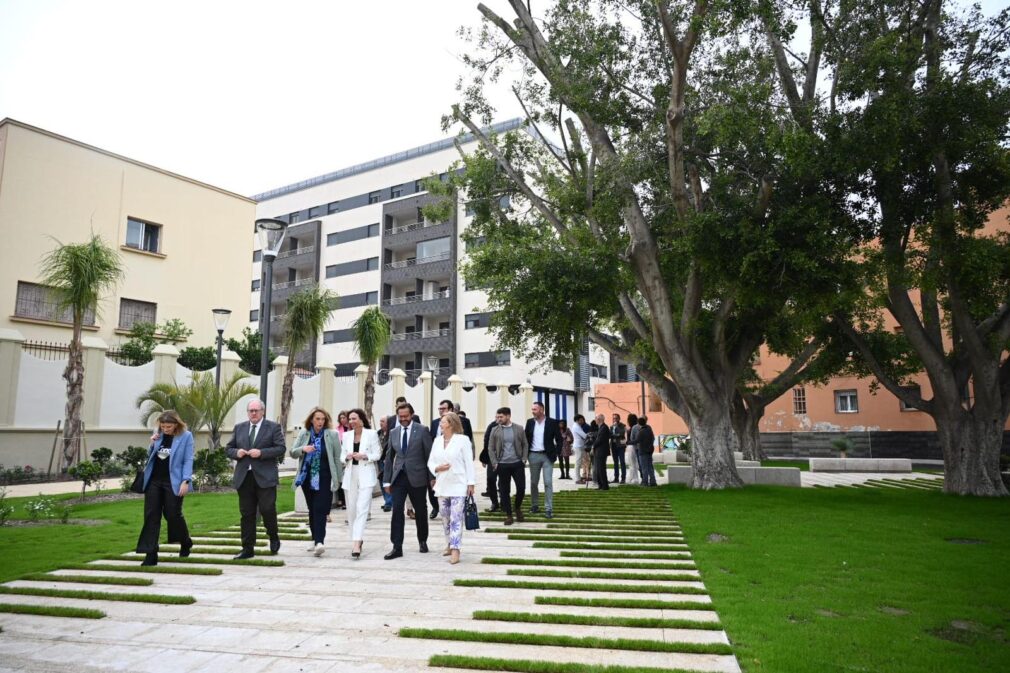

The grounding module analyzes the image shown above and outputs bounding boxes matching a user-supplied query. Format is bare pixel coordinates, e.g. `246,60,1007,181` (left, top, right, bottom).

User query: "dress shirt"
530,418,546,452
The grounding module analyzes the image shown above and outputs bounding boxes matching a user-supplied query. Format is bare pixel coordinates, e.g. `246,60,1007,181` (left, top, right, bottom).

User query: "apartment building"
251,120,611,418
0,118,255,348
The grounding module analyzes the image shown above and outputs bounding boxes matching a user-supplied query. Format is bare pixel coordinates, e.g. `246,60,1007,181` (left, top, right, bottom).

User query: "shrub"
0,464,44,485
193,448,230,490
117,446,148,472
830,436,855,457
58,502,73,524
178,346,217,371
24,495,56,521
91,447,113,472
0,487,13,526
68,461,103,500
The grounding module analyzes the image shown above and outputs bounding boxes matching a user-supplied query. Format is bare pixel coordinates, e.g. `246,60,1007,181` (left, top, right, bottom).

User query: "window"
465,202,476,217
390,185,402,198
834,390,859,413
368,191,382,204
251,279,260,291
14,281,95,325
588,397,595,411
289,211,304,223
464,353,478,368
327,201,340,214
308,205,324,219
464,350,511,368
416,237,450,259
899,385,921,411
414,179,425,193
465,312,493,329
327,223,380,246
119,298,157,330
252,250,261,263
793,387,807,414
125,217,161,253
590,364,608,379
323,328,356,344
618,364,629,381
337,291,379,309
495,351,511,366
325,257,380,278
249,309,259,323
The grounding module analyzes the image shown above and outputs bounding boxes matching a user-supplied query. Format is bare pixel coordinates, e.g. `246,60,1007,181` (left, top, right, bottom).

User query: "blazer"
427,433,476,498
290,428,343,492
488,423,529,468
524,416,561,462
592,422,612,454
383,421,434,488
636,425,656,455
142,430,194,496
341,427,383,490
479,420,496,465
225,419,286,489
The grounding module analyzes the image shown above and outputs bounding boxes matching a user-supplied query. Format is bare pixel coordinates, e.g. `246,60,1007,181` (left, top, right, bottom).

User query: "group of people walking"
132,398,655,566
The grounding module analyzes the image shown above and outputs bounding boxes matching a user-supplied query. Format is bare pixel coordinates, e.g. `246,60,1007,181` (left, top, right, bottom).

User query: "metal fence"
21,340,70,360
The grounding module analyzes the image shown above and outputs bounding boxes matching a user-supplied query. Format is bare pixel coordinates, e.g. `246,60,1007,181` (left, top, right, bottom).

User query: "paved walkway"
0,475,739,673
800,471,944,489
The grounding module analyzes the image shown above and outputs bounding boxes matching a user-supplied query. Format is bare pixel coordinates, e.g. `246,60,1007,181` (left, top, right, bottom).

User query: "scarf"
296,429,324,490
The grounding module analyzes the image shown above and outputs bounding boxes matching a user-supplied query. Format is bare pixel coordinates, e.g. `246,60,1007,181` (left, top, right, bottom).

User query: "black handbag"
464,494,480,530
129,469,145,494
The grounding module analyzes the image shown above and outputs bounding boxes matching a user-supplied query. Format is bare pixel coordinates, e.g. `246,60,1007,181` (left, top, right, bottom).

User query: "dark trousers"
302,484,333,544
594,449,609,489
136,476,191,554
559,455,571,478
389,473,429,549
237,474,278,553
428,483,439,513
496,461,526,515
640,452,657,486
611,445,627,482
485,464,499,507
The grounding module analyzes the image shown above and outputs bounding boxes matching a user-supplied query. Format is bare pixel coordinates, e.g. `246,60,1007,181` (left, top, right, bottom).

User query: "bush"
178,346,217,371
0,464,45,485
830,437,855,457
193,448,230,490
118,319,194,366
68,461,103,500
117,446,148,472
24,495,56,521
58,502,73,524
0,487,13,526
91,447,113,473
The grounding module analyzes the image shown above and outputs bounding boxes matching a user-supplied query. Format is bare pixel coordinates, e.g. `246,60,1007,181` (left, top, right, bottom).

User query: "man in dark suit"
479,417,499,511
592,413,612,490
225,399,287,558
524,401,561,518
383,402,434,559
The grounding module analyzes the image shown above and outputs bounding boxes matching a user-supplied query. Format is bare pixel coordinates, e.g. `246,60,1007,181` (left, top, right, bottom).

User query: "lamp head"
255,218,289,256
211,308,231,333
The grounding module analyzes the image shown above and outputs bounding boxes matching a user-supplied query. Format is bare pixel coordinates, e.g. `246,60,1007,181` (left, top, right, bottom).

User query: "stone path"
0,475,740,673
800,471,944,489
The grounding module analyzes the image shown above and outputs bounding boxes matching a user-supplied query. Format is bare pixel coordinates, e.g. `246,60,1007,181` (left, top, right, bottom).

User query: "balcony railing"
277,245,315,260
386,219,443,235
272,277,315,291
384,251,450,270
390,328,450,342
382,290,451,306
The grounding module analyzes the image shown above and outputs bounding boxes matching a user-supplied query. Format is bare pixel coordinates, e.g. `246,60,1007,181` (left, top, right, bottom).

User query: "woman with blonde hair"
342,408,382,558
291,407,342,556
136,410,195,566
427,411,476,564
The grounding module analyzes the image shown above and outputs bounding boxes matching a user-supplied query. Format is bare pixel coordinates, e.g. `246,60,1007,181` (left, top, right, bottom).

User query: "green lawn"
760,459,809,471
667,484,1010,673
0,480,295,583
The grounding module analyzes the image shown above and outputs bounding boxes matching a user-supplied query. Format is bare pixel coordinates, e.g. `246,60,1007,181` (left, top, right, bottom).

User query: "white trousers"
573,446,585,479
625,446,640,484
345,464,373,542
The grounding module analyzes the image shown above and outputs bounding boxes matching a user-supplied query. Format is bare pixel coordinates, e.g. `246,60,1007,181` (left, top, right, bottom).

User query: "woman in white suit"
427,411,476,564
341,408,382,558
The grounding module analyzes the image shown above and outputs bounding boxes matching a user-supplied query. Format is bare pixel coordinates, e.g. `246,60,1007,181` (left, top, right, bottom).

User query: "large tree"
39,234,123,469
352,306,392,425
764,0,1010,495
443,0,859,487
278,285,338,432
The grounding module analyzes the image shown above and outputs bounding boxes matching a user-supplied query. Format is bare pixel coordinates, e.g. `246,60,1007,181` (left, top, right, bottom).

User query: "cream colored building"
0,118,255,347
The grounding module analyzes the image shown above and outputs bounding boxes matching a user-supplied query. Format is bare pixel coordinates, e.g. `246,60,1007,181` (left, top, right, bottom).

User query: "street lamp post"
211,308,232,387
426,355,439,425
255,218,289,411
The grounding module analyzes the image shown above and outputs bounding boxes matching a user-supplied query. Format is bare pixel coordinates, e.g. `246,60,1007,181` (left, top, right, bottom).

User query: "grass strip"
545,524,683,531
105,554,284,567
481,558,695,570
429,655,700,673
0,586,195,604
533,543,687,551
535,596,715,611
400,627,732,655
509,535,683,543
19,573,153,586
471,609,720,630
0,603,106,619
486,528,683,539
453,579,707,594
60,563,222,576
559,551,692,560
506,569,699,582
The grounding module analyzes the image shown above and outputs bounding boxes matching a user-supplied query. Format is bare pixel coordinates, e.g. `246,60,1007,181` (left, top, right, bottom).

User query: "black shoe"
480,491,489,497
530,505,540,514
381,505,391,512
486,505,500,513
233,550,255,560
269,538,281,554
140,552,158,566
545,511,553,519
384,547,403,560
419,541,429,553
429,509,439,520
179,542,193,558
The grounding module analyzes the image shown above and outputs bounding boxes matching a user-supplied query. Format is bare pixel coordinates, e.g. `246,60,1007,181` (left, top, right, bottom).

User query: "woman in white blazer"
341,408,382,558
427,411,476,564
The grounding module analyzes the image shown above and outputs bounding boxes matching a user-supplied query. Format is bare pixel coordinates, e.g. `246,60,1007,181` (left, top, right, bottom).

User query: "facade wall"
0,119,255,349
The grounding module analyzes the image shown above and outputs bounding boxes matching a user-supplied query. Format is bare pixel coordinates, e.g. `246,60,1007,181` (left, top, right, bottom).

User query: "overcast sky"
1,1,1002,198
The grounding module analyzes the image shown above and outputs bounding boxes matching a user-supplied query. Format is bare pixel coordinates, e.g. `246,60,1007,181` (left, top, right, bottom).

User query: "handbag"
464,494,480,530
129,469,145,494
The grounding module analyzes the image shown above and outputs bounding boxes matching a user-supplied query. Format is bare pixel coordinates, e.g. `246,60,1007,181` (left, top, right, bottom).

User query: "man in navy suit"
383,403,434,559
524,401,561,518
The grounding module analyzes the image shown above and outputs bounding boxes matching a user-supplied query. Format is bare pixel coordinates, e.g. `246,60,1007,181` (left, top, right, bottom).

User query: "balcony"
386,220,440,236
386,327,453,356
277,244,315,260
383,218,453,249
384,251,450,270
381,290,452,319
381,251,454,284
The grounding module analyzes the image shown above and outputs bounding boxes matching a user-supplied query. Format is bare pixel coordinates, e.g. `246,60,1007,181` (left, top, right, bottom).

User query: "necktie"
401,426,408,454
249,424,258,446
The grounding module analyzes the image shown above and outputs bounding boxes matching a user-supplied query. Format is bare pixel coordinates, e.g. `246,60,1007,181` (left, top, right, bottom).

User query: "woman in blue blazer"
135,410,195,566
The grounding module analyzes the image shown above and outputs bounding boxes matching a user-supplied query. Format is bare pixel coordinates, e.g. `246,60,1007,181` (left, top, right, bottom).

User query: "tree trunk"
732,395,767,461
364,363,376,426
61,322,85,470
936,406,1008,497
688,408,744,490
278,368,295,433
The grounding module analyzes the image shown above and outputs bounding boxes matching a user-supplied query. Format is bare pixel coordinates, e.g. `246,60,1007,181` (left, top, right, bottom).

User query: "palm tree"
137,371,257,448
278,285,337,432
39,235,123,469
352,306,391,424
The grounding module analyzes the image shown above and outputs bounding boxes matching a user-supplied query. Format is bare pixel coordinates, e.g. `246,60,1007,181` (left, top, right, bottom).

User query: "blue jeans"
528,451,554,512
382,489,393,508
639,452,657,486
